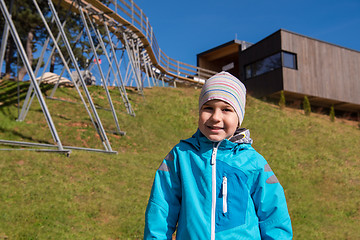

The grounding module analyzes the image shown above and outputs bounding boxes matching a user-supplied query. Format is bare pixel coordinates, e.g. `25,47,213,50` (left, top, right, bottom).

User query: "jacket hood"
183,128,253,150
228,128,253,144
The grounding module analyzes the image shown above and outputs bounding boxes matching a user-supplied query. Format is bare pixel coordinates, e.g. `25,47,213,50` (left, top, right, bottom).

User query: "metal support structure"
0,139,116,154
103,22,135,116
79,7,124,136
0,0,64,151
0,20,10,74
0,0,13,74
88,13,134,116
123,32,143,94
123,60,132,86
31,0,98,132
0,0,218,154
17,35,52,122
17,0,80,121
48,0,113,151
17,16,71,122
47,20,85,98
17,0,98,147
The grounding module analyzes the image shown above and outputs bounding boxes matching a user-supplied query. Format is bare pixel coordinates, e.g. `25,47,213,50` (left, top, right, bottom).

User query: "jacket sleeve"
144,150,182,239
250,157,293,240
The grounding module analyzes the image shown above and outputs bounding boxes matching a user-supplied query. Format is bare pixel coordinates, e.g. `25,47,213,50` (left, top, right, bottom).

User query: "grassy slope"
0,80,359,239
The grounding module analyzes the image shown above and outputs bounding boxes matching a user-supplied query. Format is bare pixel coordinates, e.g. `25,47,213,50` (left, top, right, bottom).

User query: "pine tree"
303,96,311,116
329,105,335,122
279,90,286,110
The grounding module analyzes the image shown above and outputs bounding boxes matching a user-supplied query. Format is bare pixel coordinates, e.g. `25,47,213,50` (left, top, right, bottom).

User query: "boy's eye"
223,108,233,112
202,106,213,110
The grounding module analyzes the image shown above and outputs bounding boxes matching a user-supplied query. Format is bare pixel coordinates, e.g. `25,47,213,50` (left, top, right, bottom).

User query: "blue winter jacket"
144,129,293,239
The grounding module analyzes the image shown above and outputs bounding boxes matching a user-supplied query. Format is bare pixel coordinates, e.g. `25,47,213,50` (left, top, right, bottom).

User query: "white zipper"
222,176,228,213
211,145,218,165
211,141,222,240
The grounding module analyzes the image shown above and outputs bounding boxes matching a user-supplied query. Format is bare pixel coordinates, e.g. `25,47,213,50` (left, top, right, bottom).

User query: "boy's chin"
205,135,227,142
199,129,229,142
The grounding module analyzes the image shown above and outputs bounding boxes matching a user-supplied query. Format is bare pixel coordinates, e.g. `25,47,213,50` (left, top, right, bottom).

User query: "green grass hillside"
0,80,359,239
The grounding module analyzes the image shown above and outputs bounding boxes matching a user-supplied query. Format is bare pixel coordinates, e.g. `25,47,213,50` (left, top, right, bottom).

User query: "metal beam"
48,0,113,151
0,0,64,151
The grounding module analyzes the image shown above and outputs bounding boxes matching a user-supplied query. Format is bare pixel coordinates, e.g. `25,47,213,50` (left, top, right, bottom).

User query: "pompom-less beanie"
199,71,246,126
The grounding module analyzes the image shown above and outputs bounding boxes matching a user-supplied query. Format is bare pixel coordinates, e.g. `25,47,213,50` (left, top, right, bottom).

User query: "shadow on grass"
0,126,52,145
0,80,83,116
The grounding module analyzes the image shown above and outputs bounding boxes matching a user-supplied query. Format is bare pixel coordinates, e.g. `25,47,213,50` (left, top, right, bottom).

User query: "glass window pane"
244,52,292,79
283,52,296,69
245,65,252,79
255,52,281,76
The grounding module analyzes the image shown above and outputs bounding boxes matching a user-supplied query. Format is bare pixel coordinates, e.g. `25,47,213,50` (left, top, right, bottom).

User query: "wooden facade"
280,30,360,111
198,29,360,113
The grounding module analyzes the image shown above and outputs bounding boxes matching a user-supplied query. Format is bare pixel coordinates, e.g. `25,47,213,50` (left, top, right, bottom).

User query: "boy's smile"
198,100,239,142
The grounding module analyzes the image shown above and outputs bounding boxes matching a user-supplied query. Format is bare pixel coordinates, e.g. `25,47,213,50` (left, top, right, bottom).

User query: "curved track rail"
57,0,216,85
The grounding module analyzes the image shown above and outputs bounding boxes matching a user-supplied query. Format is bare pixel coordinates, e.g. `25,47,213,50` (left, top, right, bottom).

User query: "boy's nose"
211,109,222,121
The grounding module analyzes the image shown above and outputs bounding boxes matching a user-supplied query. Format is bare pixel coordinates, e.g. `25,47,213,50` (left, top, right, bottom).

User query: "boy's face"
198,100,239,142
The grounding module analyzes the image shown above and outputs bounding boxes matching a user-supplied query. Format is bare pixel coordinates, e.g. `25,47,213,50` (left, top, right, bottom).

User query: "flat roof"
197,39,252,61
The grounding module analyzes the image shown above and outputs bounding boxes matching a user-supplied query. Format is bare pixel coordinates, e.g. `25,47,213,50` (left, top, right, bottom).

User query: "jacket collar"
183,128,253,151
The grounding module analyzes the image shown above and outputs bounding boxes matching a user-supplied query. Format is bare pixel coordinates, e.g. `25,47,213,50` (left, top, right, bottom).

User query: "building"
197,29,360,115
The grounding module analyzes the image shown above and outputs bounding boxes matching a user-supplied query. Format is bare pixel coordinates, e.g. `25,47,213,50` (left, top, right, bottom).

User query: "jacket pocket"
216,163,248,233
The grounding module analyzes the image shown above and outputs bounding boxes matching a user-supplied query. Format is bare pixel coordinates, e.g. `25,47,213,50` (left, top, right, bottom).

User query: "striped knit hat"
199,71,246,126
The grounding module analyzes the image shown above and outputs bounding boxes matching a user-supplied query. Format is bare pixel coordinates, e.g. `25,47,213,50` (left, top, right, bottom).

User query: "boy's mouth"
208,126,223,130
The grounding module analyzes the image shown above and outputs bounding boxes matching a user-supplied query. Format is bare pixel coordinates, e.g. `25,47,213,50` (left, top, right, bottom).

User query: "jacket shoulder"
236,145,268,169
165,136,198,159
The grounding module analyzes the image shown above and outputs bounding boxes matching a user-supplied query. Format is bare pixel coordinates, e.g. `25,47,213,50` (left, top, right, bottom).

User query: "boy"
144,71,293,239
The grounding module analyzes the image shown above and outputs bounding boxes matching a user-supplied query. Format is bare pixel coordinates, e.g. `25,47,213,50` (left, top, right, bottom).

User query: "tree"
303,96,311,116
0,0,107,80
279,90,286,110
329,105,335,122
0,0,49,80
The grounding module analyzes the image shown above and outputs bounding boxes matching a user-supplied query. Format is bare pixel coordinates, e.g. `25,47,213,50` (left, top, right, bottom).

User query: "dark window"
282,52,297,69
244,51,297,79
254,52,281,76
245,65,252,79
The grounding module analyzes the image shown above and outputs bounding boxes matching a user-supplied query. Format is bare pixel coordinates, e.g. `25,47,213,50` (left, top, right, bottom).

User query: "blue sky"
135,0,360,66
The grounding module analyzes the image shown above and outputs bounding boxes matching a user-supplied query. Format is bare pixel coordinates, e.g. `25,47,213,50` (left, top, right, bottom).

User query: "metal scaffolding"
0,0,217,154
